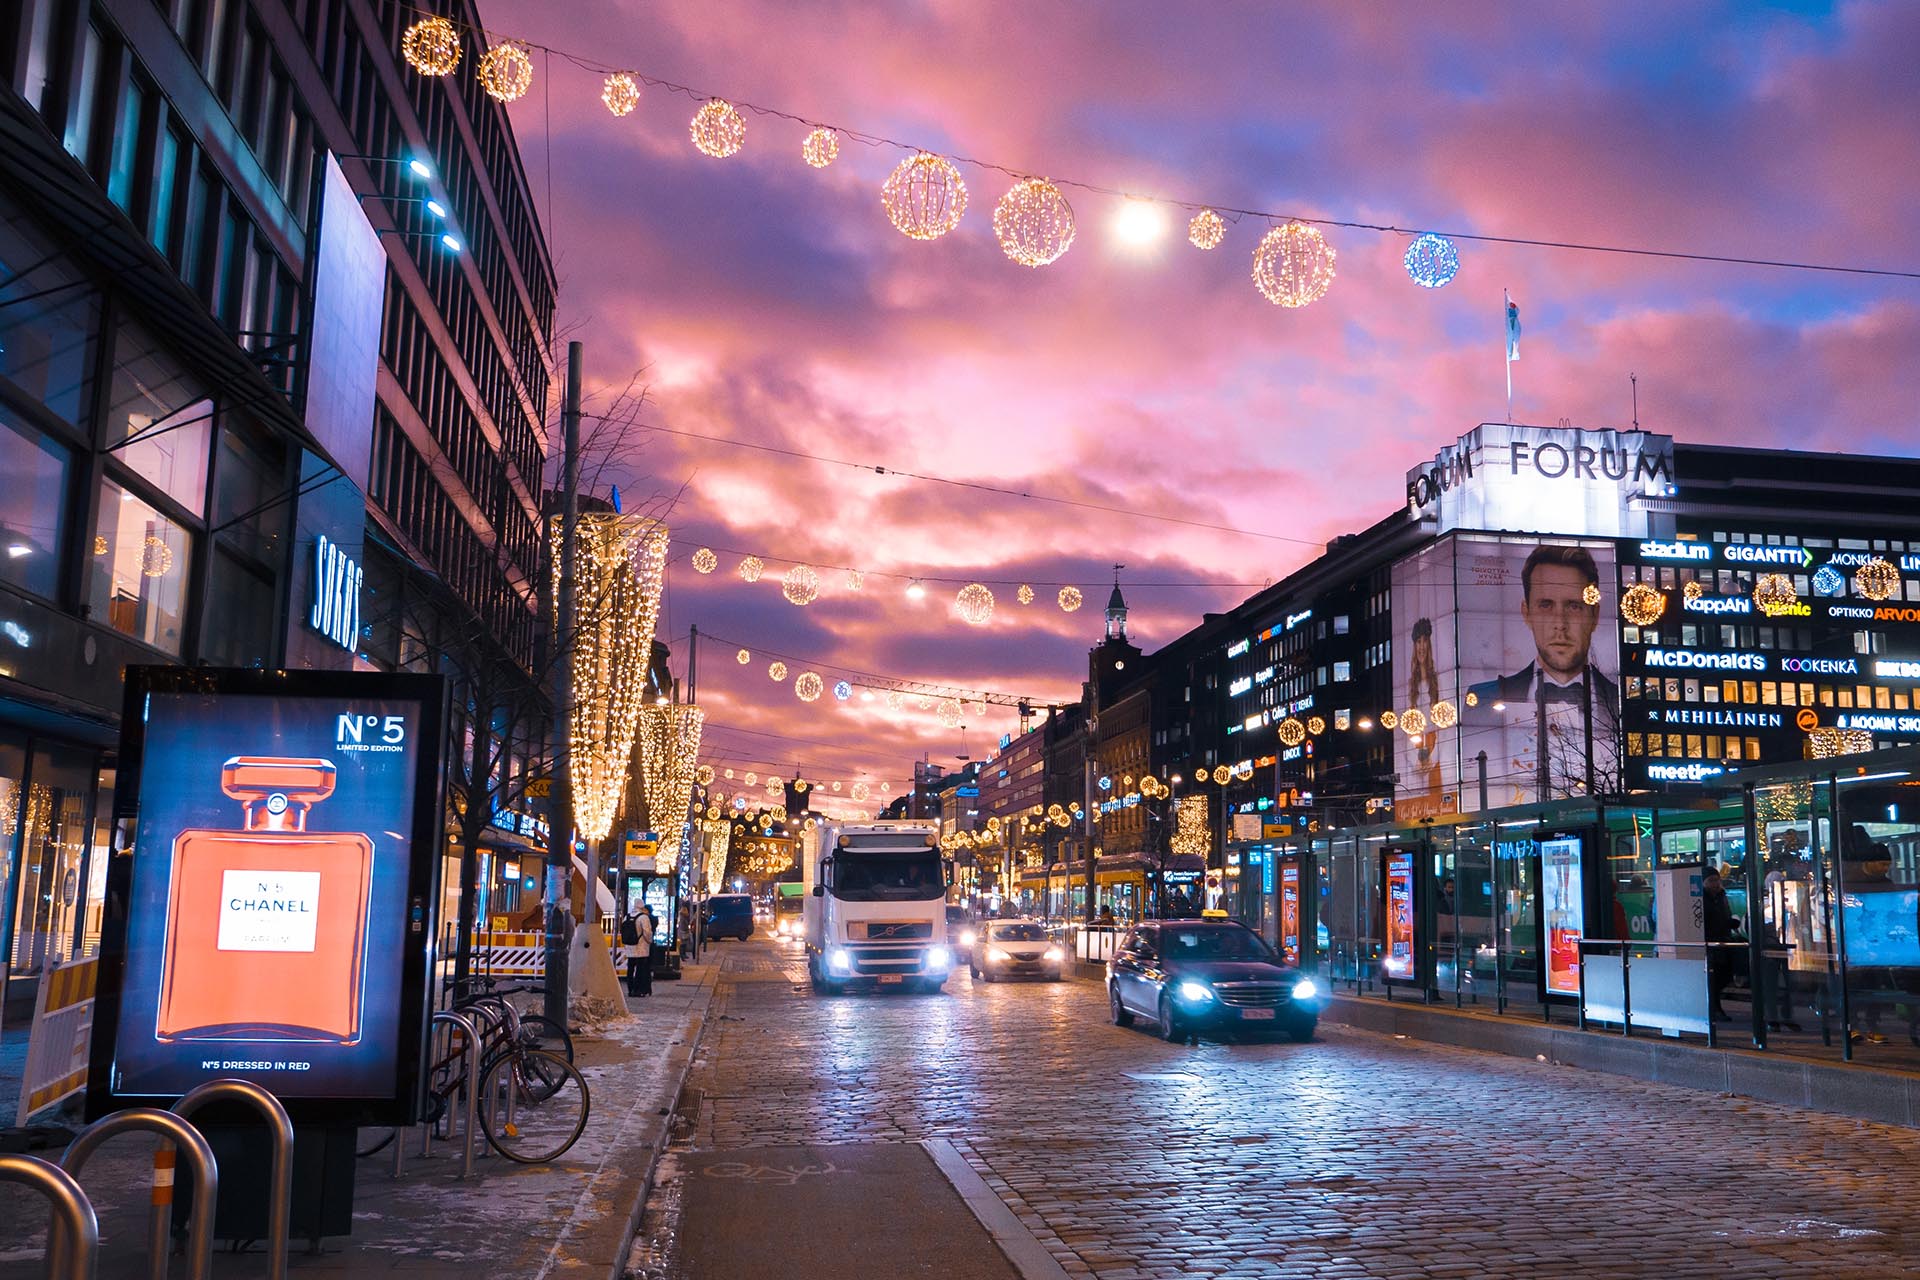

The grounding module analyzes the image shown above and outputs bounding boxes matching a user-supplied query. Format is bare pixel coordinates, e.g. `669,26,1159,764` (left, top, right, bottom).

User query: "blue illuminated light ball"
1403,233,1459,288
1812,564,1845,597
833,680,853,701
1098,775,1112,792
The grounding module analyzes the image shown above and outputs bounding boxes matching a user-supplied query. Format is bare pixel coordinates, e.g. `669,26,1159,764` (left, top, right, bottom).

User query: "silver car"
969,919,1066,982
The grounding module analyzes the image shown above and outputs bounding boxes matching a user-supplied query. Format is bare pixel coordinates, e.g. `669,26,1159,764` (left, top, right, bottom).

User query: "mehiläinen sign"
1406,423,1675,538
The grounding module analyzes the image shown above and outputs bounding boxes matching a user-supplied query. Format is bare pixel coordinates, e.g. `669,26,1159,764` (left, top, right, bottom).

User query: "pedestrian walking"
623,905,654,997
1703,864,1738,1021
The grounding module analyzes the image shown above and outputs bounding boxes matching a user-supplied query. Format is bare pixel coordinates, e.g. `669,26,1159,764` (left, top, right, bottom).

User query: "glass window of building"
106,319,213,514
90,478,191,654
0,404,70,598
0,193,100,424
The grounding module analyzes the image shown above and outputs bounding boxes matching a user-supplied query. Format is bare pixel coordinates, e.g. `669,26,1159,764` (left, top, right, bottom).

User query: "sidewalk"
0,963,718,1279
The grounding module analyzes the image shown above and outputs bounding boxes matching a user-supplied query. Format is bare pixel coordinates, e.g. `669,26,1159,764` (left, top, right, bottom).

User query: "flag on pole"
1504,291,1520,422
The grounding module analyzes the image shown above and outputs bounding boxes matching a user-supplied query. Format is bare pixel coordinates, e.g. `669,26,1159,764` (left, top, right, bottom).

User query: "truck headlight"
926,946,952,971
828,948,851,974
1292,977,1319,1000
1176,981,1215,1003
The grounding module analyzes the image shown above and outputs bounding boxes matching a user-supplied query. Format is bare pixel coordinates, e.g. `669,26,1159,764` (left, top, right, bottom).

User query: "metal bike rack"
62,1108,218,1280
429,1009,482,1177
171,1079,294,1280
0,1153,100,1280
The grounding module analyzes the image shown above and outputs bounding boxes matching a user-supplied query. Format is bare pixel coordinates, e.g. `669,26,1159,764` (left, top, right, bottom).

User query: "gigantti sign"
1405,423,1675,539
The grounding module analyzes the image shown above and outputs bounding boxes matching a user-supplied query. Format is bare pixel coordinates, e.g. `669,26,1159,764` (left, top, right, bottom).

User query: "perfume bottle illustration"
156,757,374,1044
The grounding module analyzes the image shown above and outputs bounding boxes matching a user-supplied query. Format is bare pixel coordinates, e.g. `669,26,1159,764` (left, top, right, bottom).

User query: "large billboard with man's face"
1392,536,1620,816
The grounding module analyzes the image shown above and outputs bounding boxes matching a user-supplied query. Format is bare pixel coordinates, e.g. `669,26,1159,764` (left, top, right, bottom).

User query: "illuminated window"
1687,736,1703,759
89,478,190,655
1706,736,1721,758
1745,737,1762,758
1760,683,1777,706
1626,734,1643,757
1702,684,1720,704
1877,686,1892,710
1741,681,1759,704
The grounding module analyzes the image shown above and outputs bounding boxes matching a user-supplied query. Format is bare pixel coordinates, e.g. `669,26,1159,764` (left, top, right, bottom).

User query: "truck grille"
847,943,926,975
858,921,931,941
1213,982,1289,1008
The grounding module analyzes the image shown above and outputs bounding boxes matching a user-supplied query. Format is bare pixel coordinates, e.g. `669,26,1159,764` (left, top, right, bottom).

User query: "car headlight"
1044,946,1064,962
1176,981,1215,1003
828,948,851,974
926,946,952,971
985,946,1009,963
959,929,977,946
1292,977,1319,1000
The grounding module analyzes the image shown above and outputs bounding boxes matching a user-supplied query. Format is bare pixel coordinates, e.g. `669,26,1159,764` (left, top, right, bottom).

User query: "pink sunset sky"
483,0,1920,808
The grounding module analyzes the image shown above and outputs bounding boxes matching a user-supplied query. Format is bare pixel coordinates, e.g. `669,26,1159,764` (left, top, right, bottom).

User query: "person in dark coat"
1702,865,1737,1021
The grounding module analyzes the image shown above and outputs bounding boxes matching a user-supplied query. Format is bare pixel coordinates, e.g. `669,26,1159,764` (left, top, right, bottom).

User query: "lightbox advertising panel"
1540,836,1585,997
1383,849,1416,982
91,669,448,1123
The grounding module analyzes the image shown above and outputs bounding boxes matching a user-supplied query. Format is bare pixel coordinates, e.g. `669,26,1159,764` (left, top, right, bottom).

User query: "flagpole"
1504,289,1513,424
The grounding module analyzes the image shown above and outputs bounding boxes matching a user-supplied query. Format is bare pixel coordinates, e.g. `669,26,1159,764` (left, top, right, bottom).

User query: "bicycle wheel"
477,1049,590,1164
356,1127,394,1157
516,1013,574,1063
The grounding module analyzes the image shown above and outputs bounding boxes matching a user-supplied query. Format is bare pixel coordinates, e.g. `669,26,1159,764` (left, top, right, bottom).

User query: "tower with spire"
1088,563,1141,706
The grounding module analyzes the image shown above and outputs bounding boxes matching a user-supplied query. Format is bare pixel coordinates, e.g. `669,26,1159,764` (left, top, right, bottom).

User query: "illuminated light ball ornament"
735,648,751,665
601,72,640,118
1753,573,1799,617
695,764,715,787
1683,579,1705,601
1401,233,1460,289
1252,222,1336,308
402,17,462,76
1401,709,1429,736
955,582,995,626
1463,692,1478,709
1855,558,1901,601
885,691,905,710
1017,584,1034,605
938,699,964,728
1811,564,1846,597
1582,583,1602,607
845,569,864,590
140,536,174,578
476,42,534,103
1278,718,1306,748
782,564,820,606
833,680,853,702
1334,712,1352,730
916,695,934,710
1188,208,1226,251
1430,700,1459,729
744,772,759,787
732,795,748,812
831,781,842,792
768,661,788,682
690,99,746,158
802,127,839,169
1212,765,1232,785
794,672,824,703
882,153,968,241
739,555,765,582
1058,586,1083,613
851,781,871,802
993,178,1076,268
691,547,718,574
1379,711,1399,731
724,768,734,779
1619,583,1667,626
1307,715,1327,736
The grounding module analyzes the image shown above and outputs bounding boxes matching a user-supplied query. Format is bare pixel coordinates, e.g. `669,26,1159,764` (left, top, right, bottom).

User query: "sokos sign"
1405,423,1674,538
310,534,362,653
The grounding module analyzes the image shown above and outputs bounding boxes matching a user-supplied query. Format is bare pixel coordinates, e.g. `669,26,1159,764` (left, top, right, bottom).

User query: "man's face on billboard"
1523,564,1597,680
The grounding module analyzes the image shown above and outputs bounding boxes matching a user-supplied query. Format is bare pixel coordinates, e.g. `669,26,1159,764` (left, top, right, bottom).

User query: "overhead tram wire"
671,541,1267,589
589,412,1323,547
396,0,1920,284
694,629,1050,708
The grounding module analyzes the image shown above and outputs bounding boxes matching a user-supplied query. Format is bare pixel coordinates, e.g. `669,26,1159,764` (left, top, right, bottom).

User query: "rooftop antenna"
1631,372,1640,430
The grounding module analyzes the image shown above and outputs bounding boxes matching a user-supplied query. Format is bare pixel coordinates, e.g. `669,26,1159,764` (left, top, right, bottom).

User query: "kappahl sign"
1406,424,1675,538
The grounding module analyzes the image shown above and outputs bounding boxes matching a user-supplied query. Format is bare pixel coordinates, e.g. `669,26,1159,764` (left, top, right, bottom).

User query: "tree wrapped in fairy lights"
637,702,706,864
553,516,669,842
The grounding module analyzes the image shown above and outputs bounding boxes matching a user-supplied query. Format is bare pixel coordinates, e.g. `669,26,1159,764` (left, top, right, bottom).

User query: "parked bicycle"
358,984,588,1163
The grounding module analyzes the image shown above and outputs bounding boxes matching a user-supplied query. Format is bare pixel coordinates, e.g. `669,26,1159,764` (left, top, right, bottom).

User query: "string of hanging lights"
392,7,1920,301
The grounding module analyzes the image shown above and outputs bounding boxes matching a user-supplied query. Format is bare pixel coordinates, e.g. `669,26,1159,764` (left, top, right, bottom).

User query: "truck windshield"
832,850,944,902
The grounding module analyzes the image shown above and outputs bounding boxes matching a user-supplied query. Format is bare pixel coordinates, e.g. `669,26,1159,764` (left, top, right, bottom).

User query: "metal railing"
171,1080,295,1280
61,1109,218,1280
0,1153,98,1280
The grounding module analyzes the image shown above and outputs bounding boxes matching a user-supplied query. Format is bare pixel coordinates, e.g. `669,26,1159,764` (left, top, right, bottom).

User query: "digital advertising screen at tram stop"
89,668,449,1125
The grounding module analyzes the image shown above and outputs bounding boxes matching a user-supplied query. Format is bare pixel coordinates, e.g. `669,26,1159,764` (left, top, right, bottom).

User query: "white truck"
802,820,953,993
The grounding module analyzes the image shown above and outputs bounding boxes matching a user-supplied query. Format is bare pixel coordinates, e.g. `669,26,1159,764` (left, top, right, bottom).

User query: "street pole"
1083,754,1097,925
545,340,582,1030
687,623,698,703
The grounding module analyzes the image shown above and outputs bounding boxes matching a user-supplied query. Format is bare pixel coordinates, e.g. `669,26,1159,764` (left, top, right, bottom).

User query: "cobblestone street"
639,938,1920,1280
